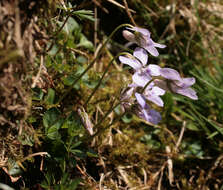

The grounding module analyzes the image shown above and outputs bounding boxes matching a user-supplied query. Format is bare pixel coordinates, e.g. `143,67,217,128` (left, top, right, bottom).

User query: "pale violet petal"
148,109,162,124
154,43,166,48
174,77,196,88
151,86,166,96
144,86,165,107
133,47,148,66
132,71,151,87
119,56,141,70
128,27,151,37
140,108,161,124
145,94,164,107
173,86,198,100
147,64,161,76
120,87,134,101
160,68,181,81
150,39,166,48
135,93,146,108
145,45,159,57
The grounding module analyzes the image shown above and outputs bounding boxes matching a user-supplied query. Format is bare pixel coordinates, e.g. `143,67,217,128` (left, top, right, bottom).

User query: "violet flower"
119,50,166,107
119,47,152,87
135,92,161,124
144,86,165,107
119,47,148,70
148,66,198,100
122,27,166,57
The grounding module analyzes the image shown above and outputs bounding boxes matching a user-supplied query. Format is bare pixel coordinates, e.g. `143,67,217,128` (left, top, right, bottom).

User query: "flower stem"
141,76,162,93
84,52,129,107
141,78,155,93
57,23,133,105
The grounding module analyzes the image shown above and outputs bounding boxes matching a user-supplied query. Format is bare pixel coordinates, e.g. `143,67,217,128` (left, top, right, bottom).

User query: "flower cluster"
120,27,198,124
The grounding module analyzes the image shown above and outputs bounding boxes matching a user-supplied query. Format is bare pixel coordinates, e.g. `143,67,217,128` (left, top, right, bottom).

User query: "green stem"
141,76,162,94
84,52,129,107
57,23,133,104
141,78,155,93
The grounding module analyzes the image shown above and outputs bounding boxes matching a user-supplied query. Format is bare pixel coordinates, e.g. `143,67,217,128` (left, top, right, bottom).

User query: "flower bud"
78,107,94,135
122,30,136,43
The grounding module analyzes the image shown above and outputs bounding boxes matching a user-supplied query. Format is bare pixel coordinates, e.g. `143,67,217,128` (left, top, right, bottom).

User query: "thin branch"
31,55,44,88
123,0,137,26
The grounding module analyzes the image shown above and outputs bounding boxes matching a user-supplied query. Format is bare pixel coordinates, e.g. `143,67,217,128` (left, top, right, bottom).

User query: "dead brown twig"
123,0,136,26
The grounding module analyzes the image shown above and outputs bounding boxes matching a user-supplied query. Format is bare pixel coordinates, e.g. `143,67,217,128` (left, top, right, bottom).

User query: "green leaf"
48,44,59,56
73,10,94,21
58,17,79,35
32,87,44,101
43,108,60,129
70,149,85,158
43,108,64,140
47,122,63,140
186,122,200,131
8,161,22,177
62,111,84,137
77,34,93,50
76,56,87,64
44,88,55,105
121,113,133,123
69,178,81,189
86,149,98,158
163,92,174,118
62,75,76,86
18,132,34,146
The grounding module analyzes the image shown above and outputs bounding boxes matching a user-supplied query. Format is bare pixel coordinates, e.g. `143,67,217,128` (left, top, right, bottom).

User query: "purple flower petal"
173,86,198,100
150,39,166,48
170,83,198,100
160,68,181,81
135,93,146,108
145,94,164,107
144,87,165,107
147,64,161,76
127,27,151,37
151,86,166,96
145,45,159,57
133,47,148,66
139,107,161,124
174,77,196,88
119,56,141,70
132,71,152,87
